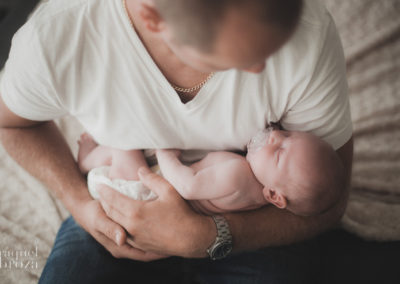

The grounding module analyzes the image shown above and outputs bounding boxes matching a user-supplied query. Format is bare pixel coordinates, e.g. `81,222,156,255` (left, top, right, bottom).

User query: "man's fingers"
95,209,126,246
97,184,141,215
77,199,168,262
138,167,178,200
94,206,166,261
94,231,145,260
99,194,135,233
96,231,169,261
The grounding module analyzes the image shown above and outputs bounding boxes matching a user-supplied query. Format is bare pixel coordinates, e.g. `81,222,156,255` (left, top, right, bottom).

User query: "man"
0,0,353,282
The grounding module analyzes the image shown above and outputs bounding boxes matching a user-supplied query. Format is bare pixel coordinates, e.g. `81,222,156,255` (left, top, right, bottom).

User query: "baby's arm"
156,149,248,200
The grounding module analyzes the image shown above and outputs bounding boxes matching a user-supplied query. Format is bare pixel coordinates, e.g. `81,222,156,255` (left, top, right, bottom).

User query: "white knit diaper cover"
87,166,158,201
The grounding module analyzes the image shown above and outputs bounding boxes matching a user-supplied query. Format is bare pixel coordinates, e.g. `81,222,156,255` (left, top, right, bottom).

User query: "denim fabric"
39,216,323,284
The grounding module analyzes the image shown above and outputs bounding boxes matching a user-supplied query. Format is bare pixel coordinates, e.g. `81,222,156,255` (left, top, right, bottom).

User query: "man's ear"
138,3,166,32
263,188,287,209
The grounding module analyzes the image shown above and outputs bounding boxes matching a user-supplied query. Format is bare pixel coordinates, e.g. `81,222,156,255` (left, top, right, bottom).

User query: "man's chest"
70,70,274,152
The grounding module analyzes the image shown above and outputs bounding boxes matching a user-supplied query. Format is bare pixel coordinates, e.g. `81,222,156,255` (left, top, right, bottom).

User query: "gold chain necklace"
122,0,214,93
170,72,215,93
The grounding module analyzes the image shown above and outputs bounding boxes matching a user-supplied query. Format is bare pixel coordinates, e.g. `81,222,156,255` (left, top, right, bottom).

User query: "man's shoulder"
23,0,116,43
28,0,89,28
300,0,331,29
281,0,333,62
11,0,121,73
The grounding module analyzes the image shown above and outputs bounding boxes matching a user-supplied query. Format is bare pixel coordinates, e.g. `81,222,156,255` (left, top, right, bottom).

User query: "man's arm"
0,95,90,204
0,94,165,261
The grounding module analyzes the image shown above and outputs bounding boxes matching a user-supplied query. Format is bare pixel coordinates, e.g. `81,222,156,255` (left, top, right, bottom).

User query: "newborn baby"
156,128,344,216
78,127,344,216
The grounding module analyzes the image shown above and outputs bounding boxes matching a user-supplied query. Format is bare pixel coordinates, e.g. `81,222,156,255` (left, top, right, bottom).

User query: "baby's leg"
78,133,113,174
108,149,148,180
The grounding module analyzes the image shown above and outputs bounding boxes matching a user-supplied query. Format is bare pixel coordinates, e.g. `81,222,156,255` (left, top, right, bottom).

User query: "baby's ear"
263,188,287,209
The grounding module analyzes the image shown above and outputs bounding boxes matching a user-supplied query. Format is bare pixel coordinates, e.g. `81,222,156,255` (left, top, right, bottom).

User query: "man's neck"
125,0,212,99
125,1,179,68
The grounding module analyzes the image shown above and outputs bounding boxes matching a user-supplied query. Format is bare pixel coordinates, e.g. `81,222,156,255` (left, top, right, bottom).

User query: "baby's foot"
77,133,98,172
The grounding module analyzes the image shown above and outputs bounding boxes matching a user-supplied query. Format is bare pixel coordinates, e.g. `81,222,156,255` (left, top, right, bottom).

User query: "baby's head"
246,128,345,216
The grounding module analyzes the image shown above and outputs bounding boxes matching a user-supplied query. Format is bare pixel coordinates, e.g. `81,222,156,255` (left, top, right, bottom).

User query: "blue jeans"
39,216,322,284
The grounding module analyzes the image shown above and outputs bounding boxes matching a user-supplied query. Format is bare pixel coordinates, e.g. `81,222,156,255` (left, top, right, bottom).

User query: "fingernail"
115,232,122,245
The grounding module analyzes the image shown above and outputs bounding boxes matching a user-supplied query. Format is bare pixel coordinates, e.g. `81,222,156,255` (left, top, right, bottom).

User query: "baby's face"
246,129,315,194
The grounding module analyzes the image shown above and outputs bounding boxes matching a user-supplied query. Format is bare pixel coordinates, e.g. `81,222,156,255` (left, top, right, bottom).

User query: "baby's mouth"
247,127,274,152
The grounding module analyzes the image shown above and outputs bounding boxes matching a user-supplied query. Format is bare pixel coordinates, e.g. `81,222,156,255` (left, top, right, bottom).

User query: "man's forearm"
0,121,91,212
224,195,346,252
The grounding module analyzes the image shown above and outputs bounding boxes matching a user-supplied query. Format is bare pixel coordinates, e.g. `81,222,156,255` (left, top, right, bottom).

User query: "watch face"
213,242,233,260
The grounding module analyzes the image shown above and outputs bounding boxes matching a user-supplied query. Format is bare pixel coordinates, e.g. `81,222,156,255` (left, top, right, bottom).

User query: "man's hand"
98,167,216,259
70,198,168,262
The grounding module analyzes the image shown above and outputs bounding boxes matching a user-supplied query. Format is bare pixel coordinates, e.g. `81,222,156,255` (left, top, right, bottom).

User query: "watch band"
213,215,232,241
207,215,233,260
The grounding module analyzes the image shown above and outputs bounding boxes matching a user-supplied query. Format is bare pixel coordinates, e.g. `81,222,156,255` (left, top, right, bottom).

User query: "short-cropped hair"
153,0,303,52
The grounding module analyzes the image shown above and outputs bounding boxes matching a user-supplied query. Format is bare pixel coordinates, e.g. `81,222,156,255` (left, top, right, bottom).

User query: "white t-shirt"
0,0,352,161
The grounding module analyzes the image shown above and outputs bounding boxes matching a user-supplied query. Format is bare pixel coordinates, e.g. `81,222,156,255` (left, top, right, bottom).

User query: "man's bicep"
331,136,353,220
0,93,42,128
336,136,353,185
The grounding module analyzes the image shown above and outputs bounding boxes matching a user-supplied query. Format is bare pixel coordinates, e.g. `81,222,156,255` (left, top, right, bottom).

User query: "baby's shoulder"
221,154,253,175
200,151,250,173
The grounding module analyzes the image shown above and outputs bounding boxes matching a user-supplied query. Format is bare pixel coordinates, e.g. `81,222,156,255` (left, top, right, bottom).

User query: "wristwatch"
206,215,233,260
